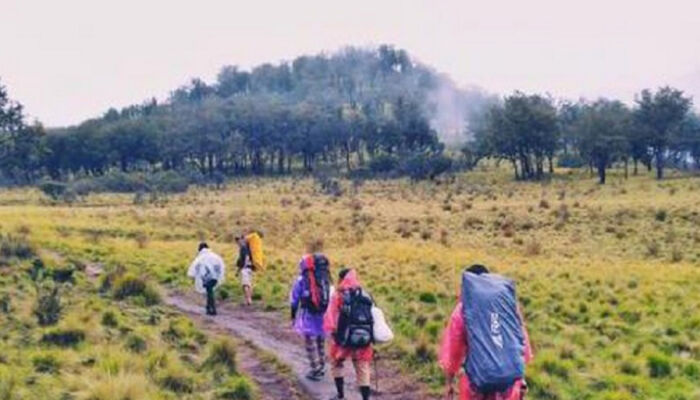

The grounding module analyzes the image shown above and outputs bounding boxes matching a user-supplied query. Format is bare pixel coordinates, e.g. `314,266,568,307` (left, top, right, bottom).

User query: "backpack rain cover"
461,271,525,393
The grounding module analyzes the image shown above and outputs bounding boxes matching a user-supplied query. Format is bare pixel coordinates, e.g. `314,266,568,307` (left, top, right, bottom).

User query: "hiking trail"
166,291,437,400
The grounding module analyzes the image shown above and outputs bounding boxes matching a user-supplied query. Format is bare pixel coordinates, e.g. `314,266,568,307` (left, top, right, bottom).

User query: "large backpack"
461,271,525,393
300,254,331,314
335,288,374,349
245,232,265,271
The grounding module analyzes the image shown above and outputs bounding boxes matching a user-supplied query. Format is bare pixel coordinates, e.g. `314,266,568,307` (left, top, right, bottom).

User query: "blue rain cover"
461,271,525,393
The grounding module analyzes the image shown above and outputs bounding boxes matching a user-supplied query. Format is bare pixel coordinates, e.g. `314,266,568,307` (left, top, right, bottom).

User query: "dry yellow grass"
0,168,699,398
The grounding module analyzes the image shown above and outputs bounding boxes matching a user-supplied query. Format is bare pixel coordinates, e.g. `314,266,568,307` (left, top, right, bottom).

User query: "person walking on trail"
290,239,332,381
439,265,533,400
324,268,374,400
235,235,255,306
187,242,225,316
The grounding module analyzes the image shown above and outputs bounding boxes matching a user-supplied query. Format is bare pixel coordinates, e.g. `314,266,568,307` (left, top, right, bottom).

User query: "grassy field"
1,167,699,399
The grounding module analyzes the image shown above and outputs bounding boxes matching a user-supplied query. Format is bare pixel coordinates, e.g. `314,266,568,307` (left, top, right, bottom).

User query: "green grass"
0,167,699,398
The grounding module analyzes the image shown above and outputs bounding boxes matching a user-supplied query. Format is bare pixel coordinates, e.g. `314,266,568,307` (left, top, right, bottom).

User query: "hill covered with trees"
1,45,699,191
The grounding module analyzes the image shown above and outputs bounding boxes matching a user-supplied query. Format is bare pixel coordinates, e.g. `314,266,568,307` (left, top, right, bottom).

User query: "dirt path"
166,292,436,400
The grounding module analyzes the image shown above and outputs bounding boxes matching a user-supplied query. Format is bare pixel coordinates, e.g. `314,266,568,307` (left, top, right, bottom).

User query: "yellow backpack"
245,232,265,271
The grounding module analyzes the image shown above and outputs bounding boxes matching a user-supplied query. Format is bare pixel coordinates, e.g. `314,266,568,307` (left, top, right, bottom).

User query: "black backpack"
301,254,331,314
335,288,374,348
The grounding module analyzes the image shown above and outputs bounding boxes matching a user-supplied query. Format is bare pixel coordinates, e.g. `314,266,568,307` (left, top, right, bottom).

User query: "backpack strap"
304,254,320,308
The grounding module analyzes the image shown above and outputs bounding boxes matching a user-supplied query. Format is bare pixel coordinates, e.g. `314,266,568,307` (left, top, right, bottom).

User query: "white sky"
1,0,699,127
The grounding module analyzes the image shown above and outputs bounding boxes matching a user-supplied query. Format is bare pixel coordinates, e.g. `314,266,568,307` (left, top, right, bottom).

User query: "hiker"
187,242,225,316
324,268,374,400
439,265,533,400
235,235,254,306
290,239,332,381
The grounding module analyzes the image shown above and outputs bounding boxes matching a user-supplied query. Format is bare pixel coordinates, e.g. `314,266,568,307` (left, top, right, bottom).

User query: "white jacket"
187,248,226,293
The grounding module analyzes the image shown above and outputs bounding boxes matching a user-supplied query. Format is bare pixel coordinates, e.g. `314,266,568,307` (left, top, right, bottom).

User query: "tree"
475,92,559,180
574,100,631,184
0,79,47,183
634,87,692,179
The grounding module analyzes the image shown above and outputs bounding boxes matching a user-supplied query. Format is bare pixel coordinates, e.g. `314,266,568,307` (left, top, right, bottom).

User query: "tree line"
467,88,699,183
1,45,699,187
2,46,454,185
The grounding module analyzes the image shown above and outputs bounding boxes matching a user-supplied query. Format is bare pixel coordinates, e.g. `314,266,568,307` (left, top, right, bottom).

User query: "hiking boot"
312,366,325,379
305,369,322,381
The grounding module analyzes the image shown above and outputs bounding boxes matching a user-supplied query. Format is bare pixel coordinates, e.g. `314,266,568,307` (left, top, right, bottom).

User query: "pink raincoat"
323,269,373,362
439,302,533,400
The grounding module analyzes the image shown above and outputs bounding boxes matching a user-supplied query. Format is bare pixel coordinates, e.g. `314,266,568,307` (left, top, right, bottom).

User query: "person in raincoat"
187,242,225,316
439,265,533,400
324,268,373,400
289,239,330,381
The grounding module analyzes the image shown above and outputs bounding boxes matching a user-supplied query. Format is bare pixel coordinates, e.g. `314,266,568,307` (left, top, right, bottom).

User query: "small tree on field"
634,87,692,180
574,99,631,184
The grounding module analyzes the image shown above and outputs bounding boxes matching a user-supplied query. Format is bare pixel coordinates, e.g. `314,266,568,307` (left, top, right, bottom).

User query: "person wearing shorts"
235,235,254,306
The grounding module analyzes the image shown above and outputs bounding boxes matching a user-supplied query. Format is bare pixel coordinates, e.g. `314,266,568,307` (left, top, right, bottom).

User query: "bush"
32,354,61,374
654,209,668,222
399,153,453,181
101,310,119,328
146,170,191,193
557,153,586,168
368,154,399,175
647,354,672,378
69,170,192,196
159,366,195,393
0,234,35,260
418,292,437,304
38,181,68,200
33,284,62,326
50,266,75,283
41,328,85,347
216,377,256,400
125,334,147,353
113,274,161,305
203,339,237,373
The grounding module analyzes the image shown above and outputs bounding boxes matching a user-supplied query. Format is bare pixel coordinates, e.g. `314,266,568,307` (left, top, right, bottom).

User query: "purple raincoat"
290,258,326,337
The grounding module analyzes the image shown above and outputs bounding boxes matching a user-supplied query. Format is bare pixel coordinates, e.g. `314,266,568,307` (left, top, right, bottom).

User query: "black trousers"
204,279,218,315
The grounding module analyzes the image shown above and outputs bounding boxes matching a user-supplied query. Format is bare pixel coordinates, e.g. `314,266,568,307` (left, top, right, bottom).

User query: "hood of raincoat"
338,269,361,291
298,255,311,274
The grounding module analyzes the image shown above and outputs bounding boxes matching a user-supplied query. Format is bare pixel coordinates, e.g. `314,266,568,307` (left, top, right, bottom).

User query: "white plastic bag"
372,306,394,343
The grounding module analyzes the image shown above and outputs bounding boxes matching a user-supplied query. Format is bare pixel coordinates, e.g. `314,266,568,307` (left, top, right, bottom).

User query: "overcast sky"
1,0,699,127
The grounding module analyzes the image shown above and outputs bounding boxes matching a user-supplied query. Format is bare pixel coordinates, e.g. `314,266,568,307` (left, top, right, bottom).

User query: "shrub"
125,334,147,353
113,274,161,305
50,266,75,283
101,310,119,328
146,170,190,193
418,292,437,304
34,284,62,326
41,328,85,347
399,153,453,181
654,209,668,222
203,339,237,373
0,234,35,260
368,154,399,175
159,366,195,393
647,354,672,378
32,353,61,374
557,153,586,168
38,181,68,200
216,377,256,400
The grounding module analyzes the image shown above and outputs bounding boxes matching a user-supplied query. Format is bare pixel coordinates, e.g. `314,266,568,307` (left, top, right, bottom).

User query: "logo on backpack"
335,288,374,349
490,312,504,349
301,254,331,314
461,271,525,393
